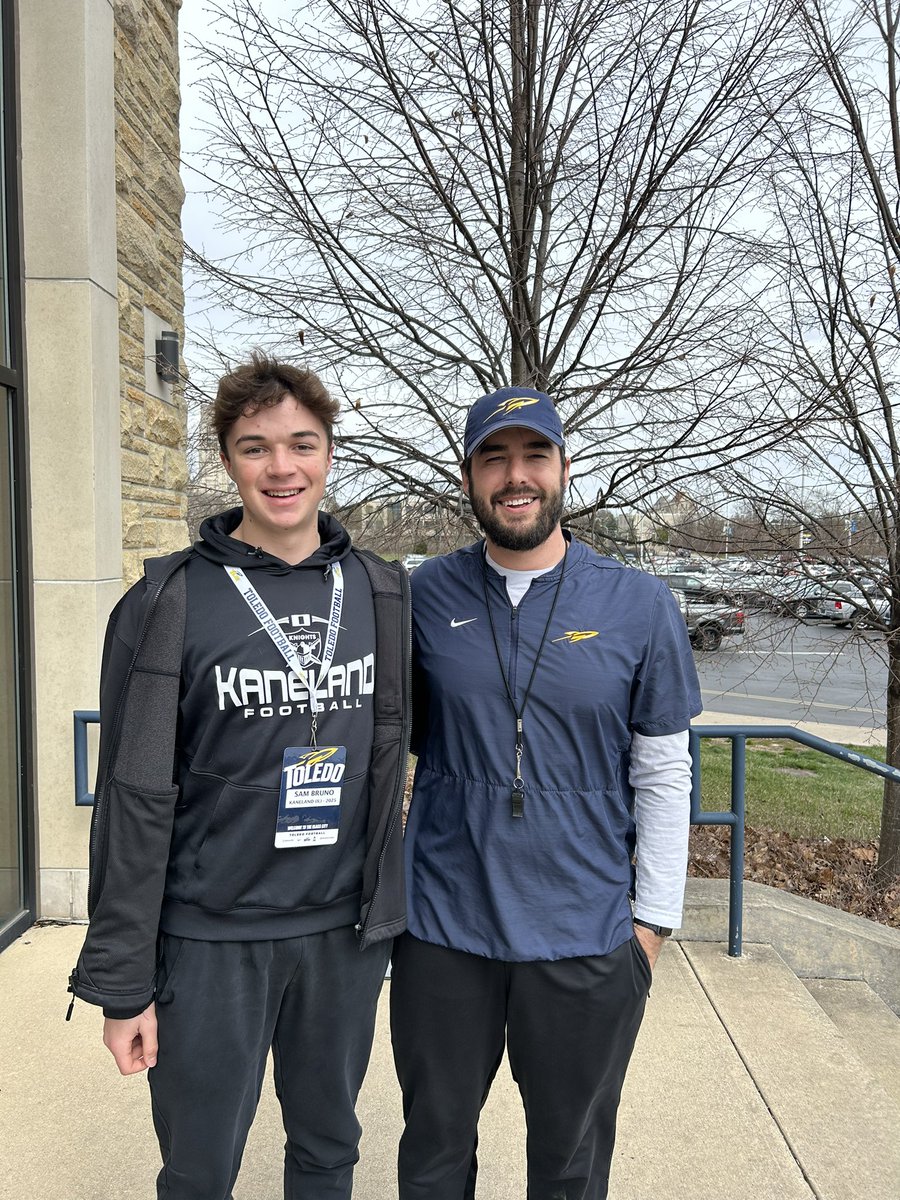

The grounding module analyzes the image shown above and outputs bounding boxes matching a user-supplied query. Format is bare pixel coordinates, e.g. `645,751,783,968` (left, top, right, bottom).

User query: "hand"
103,1002,158,1075
633,924,666,971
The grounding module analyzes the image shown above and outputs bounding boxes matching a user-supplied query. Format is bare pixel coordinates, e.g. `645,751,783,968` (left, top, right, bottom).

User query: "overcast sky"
179,3,226,272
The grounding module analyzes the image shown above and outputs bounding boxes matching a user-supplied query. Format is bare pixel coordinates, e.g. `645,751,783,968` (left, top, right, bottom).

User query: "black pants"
148,926,391,1200
390,933,651,1200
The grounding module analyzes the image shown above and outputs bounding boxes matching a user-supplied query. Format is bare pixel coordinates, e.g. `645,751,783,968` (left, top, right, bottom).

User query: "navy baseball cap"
463,386,564,459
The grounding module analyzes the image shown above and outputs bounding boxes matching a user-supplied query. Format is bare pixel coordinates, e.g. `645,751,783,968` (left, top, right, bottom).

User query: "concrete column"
19,0,122,918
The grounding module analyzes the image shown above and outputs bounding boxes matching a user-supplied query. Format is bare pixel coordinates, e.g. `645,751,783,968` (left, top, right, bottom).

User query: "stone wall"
114,0,188,585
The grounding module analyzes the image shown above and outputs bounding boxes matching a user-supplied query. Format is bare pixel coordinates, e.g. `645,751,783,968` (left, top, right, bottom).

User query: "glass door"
0,394,19,930
0,1,33,950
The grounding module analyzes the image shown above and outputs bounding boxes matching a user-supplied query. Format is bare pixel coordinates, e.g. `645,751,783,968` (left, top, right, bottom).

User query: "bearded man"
391,386,701,1200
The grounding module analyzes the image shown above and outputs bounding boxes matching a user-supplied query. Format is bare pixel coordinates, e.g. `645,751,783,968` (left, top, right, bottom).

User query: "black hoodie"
70,508,410,1017
162,507,377,939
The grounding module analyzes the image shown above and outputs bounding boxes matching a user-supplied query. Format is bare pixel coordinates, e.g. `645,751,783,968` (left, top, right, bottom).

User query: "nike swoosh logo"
450,617,478,628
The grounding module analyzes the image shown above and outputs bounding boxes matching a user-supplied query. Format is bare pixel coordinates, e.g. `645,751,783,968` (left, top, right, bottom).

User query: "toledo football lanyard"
480,543,568,818
224,564,344,747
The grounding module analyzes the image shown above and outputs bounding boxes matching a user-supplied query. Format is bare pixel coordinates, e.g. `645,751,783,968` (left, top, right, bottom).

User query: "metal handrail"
73,711,895,958
73,710,100,807
690,725,898,957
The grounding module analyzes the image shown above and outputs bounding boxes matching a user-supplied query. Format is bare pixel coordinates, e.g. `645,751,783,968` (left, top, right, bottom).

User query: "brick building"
1,0,187,948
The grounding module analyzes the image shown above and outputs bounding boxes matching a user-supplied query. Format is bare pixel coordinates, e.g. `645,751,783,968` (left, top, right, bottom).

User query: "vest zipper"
356,564,413,944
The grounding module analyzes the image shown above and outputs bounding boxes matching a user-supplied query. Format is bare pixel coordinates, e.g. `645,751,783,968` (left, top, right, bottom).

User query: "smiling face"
221,394,334,561
462,425,570,567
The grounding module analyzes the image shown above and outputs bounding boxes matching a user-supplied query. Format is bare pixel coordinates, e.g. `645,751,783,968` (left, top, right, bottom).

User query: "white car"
402,554,430,572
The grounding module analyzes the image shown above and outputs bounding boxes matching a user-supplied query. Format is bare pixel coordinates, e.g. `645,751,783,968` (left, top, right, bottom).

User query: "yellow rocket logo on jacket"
552,631,599,644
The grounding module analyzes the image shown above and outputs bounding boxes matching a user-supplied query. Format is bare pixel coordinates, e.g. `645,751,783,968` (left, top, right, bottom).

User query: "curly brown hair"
213,351,340,457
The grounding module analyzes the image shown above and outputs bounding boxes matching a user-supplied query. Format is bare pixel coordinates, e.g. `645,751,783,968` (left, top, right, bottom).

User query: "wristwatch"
633,918,673,938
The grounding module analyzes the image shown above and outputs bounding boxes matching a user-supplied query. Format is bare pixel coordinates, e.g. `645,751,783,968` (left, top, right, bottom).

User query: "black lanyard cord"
480,540,569,817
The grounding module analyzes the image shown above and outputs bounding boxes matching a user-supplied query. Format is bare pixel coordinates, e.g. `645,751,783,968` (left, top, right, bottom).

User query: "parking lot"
694,610,887,735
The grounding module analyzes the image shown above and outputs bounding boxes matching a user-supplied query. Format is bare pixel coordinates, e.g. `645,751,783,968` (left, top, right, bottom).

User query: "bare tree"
177,333,242,539
186,0,805,529
721,0,900,882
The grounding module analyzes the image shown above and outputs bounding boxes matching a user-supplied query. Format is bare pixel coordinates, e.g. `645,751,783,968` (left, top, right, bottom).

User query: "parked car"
656,572,737,605
766,577,833,619
402,554,430,572
671,588,745,651
723,575,780,609
818,580,891,629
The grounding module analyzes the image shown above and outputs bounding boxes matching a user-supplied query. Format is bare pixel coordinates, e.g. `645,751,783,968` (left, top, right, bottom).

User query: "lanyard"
224,563,344,746
480,543,568,818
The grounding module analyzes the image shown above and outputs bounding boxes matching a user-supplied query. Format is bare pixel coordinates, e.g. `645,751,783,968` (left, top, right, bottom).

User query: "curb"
680,877,900,1014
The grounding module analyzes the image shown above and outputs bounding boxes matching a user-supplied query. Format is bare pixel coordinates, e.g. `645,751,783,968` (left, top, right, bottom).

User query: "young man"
391,386,702,1200
69,353,410,1200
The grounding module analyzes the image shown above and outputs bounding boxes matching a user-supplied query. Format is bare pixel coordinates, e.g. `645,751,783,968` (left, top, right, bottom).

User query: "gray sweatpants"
148,925,391,1200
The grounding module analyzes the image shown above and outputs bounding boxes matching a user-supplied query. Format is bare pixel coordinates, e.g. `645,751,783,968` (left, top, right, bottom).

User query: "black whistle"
511,787,525,818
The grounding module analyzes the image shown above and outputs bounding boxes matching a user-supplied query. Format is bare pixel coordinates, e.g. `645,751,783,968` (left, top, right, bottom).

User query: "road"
694,611,887,736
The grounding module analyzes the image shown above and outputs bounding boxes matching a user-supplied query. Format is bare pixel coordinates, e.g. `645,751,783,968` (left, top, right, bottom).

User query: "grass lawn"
697,738,886,842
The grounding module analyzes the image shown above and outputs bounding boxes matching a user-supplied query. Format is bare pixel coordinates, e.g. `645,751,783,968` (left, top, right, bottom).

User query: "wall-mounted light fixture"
155,329,179,382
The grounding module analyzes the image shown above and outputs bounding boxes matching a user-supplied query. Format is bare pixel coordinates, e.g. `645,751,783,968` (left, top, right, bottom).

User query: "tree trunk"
877,627,900,886
508,0,527,385
507,0,543,387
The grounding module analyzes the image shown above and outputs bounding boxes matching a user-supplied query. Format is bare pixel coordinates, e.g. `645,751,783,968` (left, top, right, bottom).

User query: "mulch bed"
689,824,900,930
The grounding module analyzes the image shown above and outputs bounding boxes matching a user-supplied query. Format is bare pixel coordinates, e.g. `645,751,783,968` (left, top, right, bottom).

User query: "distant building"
343,494,467,556
653,490,698,530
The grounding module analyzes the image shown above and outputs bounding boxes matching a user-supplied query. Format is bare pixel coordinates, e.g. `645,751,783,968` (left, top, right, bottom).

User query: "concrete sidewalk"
698,709,884,747
2,920,899,1200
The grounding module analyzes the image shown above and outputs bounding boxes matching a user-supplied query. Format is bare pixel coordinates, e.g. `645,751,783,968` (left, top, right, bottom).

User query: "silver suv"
818,580,890,629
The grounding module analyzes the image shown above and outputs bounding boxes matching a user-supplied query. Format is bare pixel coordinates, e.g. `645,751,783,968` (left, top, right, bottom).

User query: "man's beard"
469,468,566,553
